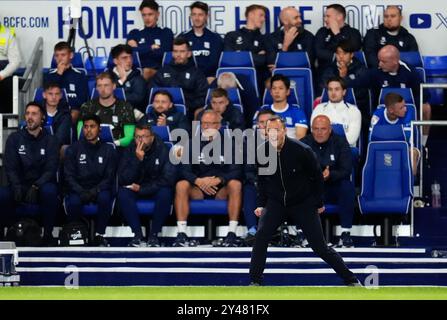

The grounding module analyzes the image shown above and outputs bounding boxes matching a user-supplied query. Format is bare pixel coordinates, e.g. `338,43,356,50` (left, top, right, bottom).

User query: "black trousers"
0,76,13,113
249,198,357,284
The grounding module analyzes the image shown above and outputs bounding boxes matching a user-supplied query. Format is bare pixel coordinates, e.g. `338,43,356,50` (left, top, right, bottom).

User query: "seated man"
256,74,308,140
0,102,59,245
127,0,173,81
152,37,208,120
0,22,21,113
79,72,135,147
140,89,190,133
301,115,356,247
41,82,72,152
312,77,361,147
174,110,243,247
370,92,420,175
363,5,419,68
46,41,89,123
180,1,223,83
315,4,362,73
117,124,176,247
64,114,117,247
243,109,275,245
266,6,315,70
196,88,245,130
109,44,147,113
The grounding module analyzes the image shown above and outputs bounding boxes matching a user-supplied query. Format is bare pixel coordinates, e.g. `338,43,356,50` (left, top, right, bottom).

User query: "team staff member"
46,41,88,123
249,115,360,286
0,22,21,113
181,1,223,83
64,114,117,247
0,102,59,245
79,72,135,148
117,124,176,247
127,0,174,81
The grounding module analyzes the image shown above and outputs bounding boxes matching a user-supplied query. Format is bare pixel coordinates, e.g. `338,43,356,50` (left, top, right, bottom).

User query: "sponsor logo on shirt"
18,145,26,155
79,154,87,164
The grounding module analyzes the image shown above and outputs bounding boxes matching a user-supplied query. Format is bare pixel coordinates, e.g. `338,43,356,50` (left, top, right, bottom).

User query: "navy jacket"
256,137,324,208
110,69,148,113
363,24,419,68
265,27,315,66
197,103,245,130
64,139,117,194
4,128,59,189
301,133,352,184
45,67,89,110
181,28,224,77
44,103,72,146
315,24,362,70
152,60,208,115
127,26,174,69
180,138,243,185
118,136,176,196
224,28,267,68
139,106,191,133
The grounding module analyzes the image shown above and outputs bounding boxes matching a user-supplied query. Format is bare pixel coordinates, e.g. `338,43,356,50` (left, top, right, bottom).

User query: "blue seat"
107,51,142,69
51,52,84,69
358,140,413,215
90,88,126,101
415,67,426,83
321,87,357,105
136,200,156,216
79,124,114,143
151,126,171,141
379,87,415,105
354,51,367,67
149,87,186,105
272,68,314,120
205,87,242,106
218,51,254,68
33,87,69,105
370,124,406,142
423,55,447,106
275,52,310,68
190,200,228,215
400,51,423,68
262,87,300,106
84,56,108,76
145,104,186,116
162,51,197,67
216,67,259,98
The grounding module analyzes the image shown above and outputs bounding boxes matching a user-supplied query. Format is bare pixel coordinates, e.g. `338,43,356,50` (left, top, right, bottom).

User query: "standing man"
301,115,356,247
266,6,315,70
181,1,224,84
315,4,362,73
64,114,117,247
0,102,59,245
364,5,419,68
117,124,176,247
0,22,21,113
127,0,174,81
46,41,89,123
249,115,360,286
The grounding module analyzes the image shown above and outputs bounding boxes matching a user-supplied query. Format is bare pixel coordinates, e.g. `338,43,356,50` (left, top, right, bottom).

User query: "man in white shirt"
311,77,361,146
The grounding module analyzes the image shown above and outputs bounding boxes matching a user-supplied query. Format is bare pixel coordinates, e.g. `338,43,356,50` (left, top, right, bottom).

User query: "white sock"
228,220,239,234
341,228,352,234
95,233,104,237
177,221,187,234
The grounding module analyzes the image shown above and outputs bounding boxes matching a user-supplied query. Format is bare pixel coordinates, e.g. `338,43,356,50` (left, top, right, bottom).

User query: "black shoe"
244,233,256,246
172,232,188,247
93,235,109,247
249,281,261,286
213,232,239,247
290,230,308,248
337,232,354,248
128,236,146,247
147,235,161,247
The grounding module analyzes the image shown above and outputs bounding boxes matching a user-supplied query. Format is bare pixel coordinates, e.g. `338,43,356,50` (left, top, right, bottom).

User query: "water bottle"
431,181,442,208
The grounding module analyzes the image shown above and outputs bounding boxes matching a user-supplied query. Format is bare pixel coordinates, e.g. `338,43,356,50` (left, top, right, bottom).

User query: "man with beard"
364,6,419,68
266,6,315,70
64,114,117,247
0,102,59,245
